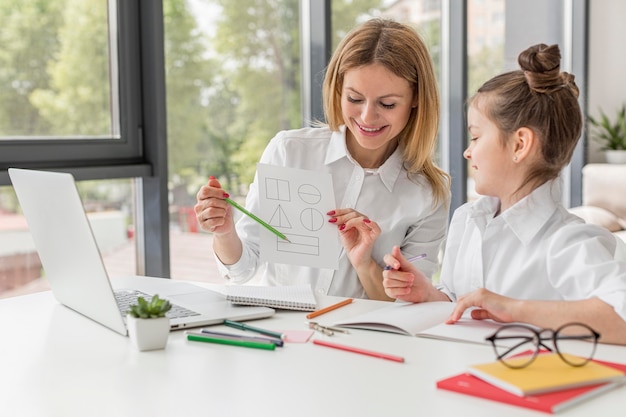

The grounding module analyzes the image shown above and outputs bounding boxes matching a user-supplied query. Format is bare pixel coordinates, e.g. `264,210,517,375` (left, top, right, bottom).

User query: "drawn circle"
298,184,322,205
300,208,324,231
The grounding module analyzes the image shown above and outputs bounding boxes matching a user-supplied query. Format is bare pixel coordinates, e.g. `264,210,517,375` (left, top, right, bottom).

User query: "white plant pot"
127,315,170,351
605,150,626,164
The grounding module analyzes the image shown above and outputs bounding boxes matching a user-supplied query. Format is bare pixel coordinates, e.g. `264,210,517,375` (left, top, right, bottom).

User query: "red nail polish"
209,175,215,179
339,224,346,231
223,192,230,198
328,218,337,223
363,218,371,223
327,210,336,216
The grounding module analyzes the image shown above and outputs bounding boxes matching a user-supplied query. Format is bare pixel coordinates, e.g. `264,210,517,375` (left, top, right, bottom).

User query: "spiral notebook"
226,284,318,311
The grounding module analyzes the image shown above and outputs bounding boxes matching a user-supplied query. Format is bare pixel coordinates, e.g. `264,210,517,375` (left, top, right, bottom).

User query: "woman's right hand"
194,176,235,236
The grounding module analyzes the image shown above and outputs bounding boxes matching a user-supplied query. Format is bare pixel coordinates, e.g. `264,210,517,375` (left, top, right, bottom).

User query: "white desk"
2,277,625,417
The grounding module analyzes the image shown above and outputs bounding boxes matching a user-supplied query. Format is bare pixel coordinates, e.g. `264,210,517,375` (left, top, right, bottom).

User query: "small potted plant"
127,294,172,351
588,103,626,163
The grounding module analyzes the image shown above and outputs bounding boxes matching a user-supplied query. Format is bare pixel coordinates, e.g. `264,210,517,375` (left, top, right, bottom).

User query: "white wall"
588,0,626,162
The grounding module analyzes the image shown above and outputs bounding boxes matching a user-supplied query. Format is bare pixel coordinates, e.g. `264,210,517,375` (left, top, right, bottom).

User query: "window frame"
0,0,169,278
0,1,146,174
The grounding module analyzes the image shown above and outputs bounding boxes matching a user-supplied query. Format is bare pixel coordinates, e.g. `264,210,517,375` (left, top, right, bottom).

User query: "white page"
331,301,455,336
257,163,339,269
331,301,514,346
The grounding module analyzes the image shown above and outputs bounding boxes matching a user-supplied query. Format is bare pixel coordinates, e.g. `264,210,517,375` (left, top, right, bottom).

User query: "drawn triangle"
269,204,292,229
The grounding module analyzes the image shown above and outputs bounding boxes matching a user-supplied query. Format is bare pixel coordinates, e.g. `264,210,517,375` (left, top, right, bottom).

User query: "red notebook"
437,358,626,414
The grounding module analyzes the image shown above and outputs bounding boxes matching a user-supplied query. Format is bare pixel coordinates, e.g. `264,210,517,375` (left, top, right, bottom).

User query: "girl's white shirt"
438,179,626,321
215,126,450,299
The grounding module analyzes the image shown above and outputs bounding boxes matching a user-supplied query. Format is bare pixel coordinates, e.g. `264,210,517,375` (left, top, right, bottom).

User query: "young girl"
195,19,450,301
383,43,626,344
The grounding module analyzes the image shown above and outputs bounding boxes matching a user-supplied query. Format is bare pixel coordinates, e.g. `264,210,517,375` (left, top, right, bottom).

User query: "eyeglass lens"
491,325,542,368
491,323,598,368
553,323,598,366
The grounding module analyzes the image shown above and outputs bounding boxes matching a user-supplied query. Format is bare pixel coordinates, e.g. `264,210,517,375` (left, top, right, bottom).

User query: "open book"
331,301,509,345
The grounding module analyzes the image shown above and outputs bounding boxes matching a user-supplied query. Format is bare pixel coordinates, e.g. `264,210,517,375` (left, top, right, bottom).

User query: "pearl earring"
513,155,518,162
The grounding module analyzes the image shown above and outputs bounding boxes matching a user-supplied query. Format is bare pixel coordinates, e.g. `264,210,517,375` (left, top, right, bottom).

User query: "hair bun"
518,43,575,95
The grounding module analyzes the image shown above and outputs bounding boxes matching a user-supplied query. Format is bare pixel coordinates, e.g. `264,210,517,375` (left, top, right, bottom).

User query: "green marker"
224,197,290,242
186,332,276,350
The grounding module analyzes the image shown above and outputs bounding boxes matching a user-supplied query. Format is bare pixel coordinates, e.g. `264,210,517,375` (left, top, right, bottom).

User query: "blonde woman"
196,19,450,301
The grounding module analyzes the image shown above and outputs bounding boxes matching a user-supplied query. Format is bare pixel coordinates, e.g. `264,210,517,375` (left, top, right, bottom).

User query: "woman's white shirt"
438,179,626,321
215,126,450,299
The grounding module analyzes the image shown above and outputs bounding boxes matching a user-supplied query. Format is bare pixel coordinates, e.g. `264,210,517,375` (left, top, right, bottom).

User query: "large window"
0,0,146,167
465,0,505,201
0,0,156,299
0,0,118,139
0,0,587,298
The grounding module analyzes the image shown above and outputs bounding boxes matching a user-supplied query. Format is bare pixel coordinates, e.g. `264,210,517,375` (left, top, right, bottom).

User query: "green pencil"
187,333,276,350
224,197,290,242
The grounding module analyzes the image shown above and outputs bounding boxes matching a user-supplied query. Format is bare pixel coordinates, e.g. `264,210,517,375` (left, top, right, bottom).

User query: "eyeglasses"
485,322,600,369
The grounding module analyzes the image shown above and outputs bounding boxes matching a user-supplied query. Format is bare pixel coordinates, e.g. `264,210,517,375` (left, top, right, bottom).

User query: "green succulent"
588,104,626,150
127,294,172,319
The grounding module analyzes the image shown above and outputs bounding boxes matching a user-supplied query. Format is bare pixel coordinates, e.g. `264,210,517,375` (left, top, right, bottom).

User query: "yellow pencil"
306,298,353,319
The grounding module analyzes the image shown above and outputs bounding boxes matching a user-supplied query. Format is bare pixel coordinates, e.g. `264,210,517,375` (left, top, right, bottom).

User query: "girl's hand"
446,288,518,324
382,246,439,303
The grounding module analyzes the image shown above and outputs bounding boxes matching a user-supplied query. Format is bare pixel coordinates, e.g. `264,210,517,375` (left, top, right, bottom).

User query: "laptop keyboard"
115,290,201,320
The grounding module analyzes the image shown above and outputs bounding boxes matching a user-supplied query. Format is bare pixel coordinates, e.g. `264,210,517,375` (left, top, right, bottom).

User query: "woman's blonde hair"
322,18,449,207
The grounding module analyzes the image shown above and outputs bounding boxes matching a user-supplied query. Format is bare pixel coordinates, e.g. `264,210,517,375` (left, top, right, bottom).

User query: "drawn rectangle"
265,178,290,201
277,234,319,256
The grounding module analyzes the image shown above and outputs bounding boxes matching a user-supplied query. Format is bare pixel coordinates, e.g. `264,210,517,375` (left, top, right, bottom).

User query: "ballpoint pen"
223,319,286,340
384,253,427,270
186,332,276,350
201,328,284,347
224,196,290,242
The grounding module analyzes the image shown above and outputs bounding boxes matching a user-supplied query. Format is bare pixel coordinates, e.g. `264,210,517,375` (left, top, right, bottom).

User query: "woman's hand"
382,246,447,303
194,176,235,236
327,208,380,270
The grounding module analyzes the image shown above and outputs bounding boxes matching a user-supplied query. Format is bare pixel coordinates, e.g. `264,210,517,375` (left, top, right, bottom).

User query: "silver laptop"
8,168,274,336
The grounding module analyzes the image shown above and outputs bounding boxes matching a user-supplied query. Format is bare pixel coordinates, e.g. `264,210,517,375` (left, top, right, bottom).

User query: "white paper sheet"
257,163,339,269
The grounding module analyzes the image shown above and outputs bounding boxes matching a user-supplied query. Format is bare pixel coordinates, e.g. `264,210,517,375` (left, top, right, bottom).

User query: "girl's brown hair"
471,43,582,190
322,18,449,207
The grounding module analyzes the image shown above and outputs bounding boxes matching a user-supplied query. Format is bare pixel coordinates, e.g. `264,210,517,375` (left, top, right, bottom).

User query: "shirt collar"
324,126,347,165
324,125,405,193
470,179,561,244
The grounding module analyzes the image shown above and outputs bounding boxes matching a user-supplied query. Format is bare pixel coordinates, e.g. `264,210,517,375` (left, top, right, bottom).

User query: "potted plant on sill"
588,103,626,164
127,294,172,351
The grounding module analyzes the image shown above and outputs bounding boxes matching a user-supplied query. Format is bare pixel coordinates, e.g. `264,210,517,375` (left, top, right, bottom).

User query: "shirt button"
316,288,325,295
355,175,361,181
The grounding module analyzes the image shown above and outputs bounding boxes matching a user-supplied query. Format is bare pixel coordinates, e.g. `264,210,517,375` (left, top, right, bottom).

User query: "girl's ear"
511,127,536,163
